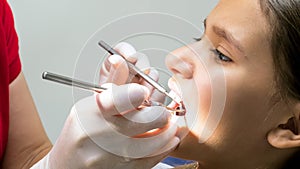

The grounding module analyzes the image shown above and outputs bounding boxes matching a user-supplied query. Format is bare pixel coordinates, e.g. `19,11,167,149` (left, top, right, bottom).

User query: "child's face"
166,0,294,168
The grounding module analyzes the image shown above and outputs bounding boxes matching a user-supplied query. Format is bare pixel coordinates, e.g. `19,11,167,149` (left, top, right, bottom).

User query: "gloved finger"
99,42,137,85
99,55,117,85
119,122,178,158
105,55,130,85
93,121,178,158
99,55,126,85
105,106,171,137
149,89,166,104
114,42,137,63
78,136,180,169
134,52,150,70
135,123,178,158
96,83,150,116
114,43,139,84
124,52,151,84
139,68,166,104
139,67,159,93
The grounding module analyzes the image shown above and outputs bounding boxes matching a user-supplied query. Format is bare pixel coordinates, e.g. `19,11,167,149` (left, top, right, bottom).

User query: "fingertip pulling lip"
168,77,181,98
168,77,183,104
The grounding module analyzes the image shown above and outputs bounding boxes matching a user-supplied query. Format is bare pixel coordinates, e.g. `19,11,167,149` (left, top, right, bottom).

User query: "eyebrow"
204,19,245,54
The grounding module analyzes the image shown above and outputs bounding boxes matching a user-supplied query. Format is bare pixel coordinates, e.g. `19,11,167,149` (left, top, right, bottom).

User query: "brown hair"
259,1,300,168
259,0,300,101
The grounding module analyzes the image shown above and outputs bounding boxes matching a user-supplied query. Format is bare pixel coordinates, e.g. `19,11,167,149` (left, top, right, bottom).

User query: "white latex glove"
31,83,179,169
99,42,165,103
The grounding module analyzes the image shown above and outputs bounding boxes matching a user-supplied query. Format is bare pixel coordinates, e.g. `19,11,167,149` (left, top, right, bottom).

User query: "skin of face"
166,0,298,168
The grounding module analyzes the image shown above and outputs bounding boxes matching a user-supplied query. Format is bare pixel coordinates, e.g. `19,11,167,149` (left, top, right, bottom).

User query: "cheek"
193,68,212,115
194,69,212,117
179,64,227,143
208,69,277,149
223,79,273,131
225,68,275,123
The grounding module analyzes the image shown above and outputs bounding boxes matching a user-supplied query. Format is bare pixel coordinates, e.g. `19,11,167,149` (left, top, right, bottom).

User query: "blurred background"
9,0,218,143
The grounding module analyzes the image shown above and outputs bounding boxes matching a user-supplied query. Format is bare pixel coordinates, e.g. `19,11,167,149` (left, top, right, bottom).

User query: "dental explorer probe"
42,71,186,116
98,40,181,105
42,71,107,93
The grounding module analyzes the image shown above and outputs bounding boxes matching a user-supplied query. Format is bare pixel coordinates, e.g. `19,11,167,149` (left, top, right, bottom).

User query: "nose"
165,45,195,79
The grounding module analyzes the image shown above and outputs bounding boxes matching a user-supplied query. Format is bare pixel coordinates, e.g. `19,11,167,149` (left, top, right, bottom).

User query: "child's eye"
214,49,232,62
193,37,233,63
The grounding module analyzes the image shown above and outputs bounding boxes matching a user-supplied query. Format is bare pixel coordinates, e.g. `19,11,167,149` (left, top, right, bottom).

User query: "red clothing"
0,0,21,162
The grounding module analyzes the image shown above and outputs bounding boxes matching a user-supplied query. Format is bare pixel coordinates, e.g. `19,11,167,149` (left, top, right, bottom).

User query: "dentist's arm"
2,72,52,168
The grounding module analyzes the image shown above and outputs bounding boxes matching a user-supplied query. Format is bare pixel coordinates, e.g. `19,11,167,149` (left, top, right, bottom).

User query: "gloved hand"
99,42,165,103
31,83,179,169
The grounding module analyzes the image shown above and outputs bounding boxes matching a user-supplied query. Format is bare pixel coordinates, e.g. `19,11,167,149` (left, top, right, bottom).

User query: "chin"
170,131,205,161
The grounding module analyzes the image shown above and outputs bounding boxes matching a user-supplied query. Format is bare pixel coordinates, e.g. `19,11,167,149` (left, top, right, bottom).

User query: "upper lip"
168,77,182,99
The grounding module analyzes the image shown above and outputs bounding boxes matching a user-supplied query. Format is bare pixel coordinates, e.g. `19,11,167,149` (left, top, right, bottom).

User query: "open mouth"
141,77,186,116
167,86,186,116
168,77,186,116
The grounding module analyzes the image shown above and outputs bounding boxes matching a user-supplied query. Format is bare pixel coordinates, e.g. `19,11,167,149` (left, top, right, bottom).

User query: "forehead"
206,0,271,56
212,0,264,24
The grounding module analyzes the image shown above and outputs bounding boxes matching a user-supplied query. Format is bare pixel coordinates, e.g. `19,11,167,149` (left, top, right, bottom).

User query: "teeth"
167,90,186,116
176,102,186,116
